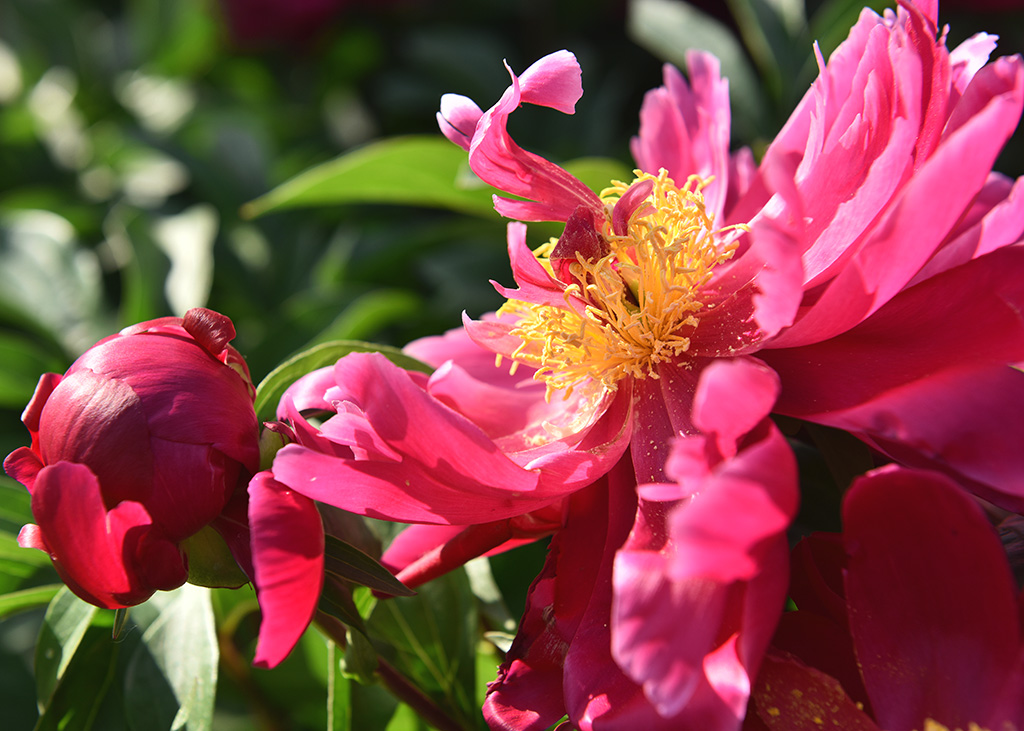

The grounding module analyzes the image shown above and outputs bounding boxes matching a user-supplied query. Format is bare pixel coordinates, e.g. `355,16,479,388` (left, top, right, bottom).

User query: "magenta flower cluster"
7,1,1024,729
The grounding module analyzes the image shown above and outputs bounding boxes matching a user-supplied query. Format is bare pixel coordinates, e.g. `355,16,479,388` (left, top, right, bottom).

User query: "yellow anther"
497,170,742,397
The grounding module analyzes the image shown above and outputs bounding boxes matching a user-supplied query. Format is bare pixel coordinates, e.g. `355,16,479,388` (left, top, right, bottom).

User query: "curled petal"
272,352,630,525
444,51,602,222
437,93,483,151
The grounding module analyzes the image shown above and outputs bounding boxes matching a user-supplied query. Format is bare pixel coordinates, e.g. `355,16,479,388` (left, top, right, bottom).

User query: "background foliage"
1,0,1022,729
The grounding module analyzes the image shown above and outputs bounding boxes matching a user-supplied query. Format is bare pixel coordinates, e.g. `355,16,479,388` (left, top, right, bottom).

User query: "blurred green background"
1,0,1022,728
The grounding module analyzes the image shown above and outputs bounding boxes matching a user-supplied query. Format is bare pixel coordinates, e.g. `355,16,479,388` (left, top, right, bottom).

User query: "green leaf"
364,569,480,730
324,535,415,598
561,157,635,194
242,136,500,219
123,585,218,731
340,625,379,685
464,558,515,635
0,330,67,408
0,476,35,529
253,340,433,424
319,578,370,632
311,289,422,344
0,527,54,595
35,588,99,708
0,583,62,620
34,623,120,731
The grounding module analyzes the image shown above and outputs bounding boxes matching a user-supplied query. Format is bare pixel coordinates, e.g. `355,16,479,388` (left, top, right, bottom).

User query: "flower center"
497,170,740,397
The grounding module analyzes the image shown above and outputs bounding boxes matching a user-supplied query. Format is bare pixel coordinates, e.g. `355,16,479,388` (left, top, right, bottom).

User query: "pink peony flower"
269,0,1024,722
5,308,261,608
748,466,1024,731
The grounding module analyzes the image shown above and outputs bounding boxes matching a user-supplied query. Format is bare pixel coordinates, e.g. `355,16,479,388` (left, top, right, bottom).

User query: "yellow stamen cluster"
497,170,741,397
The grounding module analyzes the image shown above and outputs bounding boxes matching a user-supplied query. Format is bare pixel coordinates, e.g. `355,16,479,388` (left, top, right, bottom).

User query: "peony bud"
5,308,260,609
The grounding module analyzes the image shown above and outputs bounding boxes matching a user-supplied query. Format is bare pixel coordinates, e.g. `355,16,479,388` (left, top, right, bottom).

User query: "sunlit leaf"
253,339,432,424
33,589,120,731
242,136,500,219
561,157,634,194
123,585,218,731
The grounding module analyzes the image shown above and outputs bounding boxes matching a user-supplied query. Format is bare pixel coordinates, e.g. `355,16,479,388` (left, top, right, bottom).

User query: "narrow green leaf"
324,535,415,598
0,583,62,620
35,588,100,708
123,585,218,731
0,527,53,595
112,608,130,641
253,339,432,424
241,136,500,219
0,476,35,528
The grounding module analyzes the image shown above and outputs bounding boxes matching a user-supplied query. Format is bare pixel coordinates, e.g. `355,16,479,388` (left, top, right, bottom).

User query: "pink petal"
690,358,779,457
630,361,703,484
764,248,1024,510
949,33,999,97
485,478,618,731
909,172,1024,283
181,307,237,361
490,222,573,309
436,93,482,151
30,461,184,608
272,352,629,525
36,368,154,508
613,373,796,721
766,245,1024,415
516,50,584,113
249,470,325,669
4,446,43,493
20,371,61,442
631,53,732,219
690,225,803,357
751,651,880,731
455,52,602,222
772,52,1024,347
842,466,1022,730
